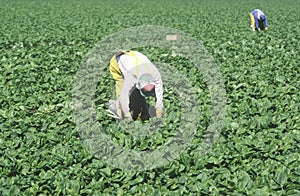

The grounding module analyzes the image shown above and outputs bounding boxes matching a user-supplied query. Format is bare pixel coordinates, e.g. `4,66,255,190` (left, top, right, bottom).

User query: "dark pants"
129,88,150,121
258,20,266,30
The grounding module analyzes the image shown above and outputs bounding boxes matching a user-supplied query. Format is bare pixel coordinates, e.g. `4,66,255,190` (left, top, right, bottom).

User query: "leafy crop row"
1,0,299,195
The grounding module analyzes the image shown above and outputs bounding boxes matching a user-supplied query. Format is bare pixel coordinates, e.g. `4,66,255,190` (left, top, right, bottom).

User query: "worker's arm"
153,68,163,110
151,66,164,118
255,17,259,30
264,15,269,29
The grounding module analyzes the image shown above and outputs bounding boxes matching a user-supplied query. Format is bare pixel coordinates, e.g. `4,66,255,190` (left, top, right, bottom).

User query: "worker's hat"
136,73,155,97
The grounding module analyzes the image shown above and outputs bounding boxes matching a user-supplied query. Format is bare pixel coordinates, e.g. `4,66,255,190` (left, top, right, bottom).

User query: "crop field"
1,0,299,195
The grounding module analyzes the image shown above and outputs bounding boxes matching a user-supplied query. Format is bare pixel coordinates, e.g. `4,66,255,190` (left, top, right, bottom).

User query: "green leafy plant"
0,0,299,195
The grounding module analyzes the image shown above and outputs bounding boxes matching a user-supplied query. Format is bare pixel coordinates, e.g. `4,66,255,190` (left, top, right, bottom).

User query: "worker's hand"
265,27,268,30
156,108,163,118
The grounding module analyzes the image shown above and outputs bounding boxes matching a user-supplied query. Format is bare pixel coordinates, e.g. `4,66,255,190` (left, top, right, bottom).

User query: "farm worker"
109,50,164,121
250,9,269,31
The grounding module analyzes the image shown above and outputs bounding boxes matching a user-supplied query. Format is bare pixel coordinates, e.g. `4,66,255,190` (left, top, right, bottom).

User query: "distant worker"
250,9,269,31
109,50,164,121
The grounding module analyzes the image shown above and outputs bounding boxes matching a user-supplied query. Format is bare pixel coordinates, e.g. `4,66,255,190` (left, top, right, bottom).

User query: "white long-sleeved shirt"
117,51,163,113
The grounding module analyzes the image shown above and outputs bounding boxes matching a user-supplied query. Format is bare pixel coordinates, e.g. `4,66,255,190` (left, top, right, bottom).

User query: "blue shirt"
252,9,269,29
